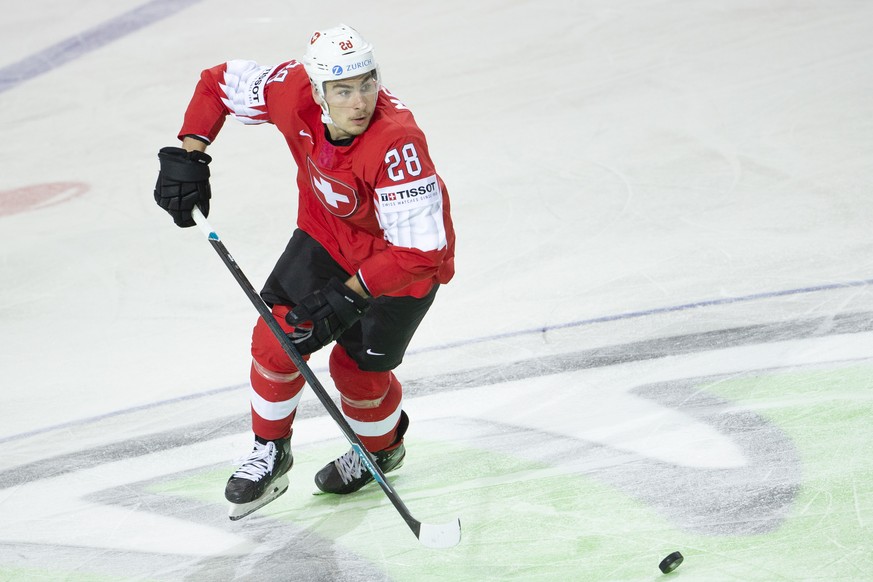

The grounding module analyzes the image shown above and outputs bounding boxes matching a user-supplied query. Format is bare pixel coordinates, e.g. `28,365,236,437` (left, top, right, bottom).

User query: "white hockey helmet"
302,24,379,122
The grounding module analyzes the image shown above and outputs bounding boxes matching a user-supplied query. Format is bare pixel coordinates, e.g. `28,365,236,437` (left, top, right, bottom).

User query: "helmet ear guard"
302,24,380,124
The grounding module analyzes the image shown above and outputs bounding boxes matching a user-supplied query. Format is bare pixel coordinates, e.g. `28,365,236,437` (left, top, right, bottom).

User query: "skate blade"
228,474,289,521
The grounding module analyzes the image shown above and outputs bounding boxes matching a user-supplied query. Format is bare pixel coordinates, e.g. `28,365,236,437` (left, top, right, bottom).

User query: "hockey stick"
190,206,461,549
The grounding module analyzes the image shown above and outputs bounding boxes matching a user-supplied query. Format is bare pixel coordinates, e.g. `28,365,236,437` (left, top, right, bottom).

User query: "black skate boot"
225,435,293,520
315,411,408,495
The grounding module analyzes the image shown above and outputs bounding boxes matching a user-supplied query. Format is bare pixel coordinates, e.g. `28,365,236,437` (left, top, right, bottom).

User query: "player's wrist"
351,272,371,298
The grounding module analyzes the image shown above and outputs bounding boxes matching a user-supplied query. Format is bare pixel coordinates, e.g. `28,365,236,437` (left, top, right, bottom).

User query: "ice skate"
315,412,408,494
225,436,293,520
314,442,406,494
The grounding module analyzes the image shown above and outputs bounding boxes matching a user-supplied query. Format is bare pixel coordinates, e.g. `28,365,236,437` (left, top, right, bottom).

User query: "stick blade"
417,517,462,548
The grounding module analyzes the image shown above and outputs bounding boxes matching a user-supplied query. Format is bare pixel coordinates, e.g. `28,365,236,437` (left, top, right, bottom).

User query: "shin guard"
329,344,404,451
249,305,308,440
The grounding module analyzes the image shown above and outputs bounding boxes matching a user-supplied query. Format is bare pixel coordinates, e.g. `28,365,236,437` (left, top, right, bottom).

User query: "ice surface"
2,1,873,580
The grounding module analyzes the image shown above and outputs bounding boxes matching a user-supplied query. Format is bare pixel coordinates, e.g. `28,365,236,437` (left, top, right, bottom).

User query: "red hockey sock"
249,305,308,440
329,345,404,451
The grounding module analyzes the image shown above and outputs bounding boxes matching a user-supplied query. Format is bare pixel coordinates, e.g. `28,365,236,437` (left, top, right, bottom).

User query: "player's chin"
346,116,372,133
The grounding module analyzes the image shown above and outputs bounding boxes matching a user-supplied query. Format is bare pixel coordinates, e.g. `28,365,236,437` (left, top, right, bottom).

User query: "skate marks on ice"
400,311,873,536
4,309,858,487
92,470,394,582
1,310,872,578
427,374,802,538
404,310,873,393
0,431,395,581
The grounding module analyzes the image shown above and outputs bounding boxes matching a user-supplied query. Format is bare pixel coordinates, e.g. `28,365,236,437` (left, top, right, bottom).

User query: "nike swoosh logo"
299,129,314,144
366,349,386,356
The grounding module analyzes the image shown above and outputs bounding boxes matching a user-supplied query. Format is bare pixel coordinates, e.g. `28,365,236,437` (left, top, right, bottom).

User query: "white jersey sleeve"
375,173,447,252
217,60,278,124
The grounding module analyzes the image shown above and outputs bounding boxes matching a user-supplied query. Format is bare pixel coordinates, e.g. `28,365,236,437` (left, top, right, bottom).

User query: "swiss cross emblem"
306,157,359,217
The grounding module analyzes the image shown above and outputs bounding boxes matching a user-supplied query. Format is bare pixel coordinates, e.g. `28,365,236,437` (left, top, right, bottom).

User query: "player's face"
321,73,378,140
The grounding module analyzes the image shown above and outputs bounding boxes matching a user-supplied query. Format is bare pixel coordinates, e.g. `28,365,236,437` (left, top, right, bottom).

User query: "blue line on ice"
0,0,203,94
1,277,869,444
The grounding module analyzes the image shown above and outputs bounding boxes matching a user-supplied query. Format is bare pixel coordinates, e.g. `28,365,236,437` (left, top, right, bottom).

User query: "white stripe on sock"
343,400,403,438
250,385,303,421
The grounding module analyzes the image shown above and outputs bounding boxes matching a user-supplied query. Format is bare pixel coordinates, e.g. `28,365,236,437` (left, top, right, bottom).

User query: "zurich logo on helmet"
331,65,343,76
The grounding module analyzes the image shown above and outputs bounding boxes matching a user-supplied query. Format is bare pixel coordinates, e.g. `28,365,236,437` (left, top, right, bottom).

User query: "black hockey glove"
154,146,212,227
285,278,370,355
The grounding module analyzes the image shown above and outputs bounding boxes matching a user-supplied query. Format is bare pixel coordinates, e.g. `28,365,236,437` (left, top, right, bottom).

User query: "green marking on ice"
150,363,873,580
688,363,873,579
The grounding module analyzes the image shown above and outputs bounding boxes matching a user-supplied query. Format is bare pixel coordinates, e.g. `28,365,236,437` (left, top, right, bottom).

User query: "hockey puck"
659,551,684,574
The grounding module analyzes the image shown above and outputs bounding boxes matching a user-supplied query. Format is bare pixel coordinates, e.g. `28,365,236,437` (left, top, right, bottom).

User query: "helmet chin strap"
314,88,335,125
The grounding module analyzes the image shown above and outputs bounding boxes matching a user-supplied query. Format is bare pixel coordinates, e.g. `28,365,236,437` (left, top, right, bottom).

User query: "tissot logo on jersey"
380,182,436,202
306,157,359,217
247,66,274,104
376,175,440,213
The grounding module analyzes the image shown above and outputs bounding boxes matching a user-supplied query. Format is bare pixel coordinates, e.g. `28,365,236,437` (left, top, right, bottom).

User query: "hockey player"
154,24,455,519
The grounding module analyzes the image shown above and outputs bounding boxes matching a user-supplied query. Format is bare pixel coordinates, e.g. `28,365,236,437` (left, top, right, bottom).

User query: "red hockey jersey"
178,59,455,298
